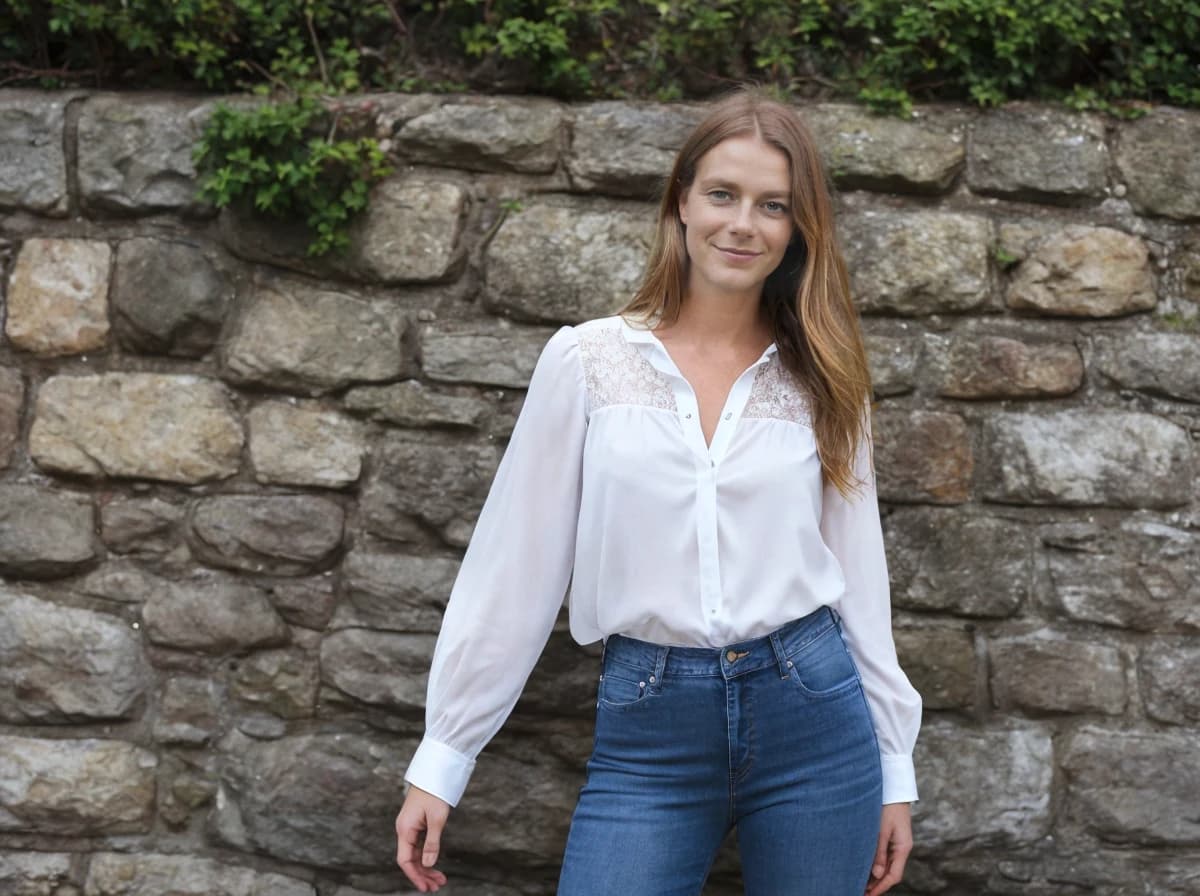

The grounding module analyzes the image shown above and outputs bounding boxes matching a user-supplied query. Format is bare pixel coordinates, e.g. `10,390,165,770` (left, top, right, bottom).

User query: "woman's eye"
764,201,788,214
708,190,732,201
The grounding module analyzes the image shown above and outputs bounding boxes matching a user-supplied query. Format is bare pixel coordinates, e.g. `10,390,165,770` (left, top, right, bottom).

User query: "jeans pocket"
786,623,860,699
597,659,656,711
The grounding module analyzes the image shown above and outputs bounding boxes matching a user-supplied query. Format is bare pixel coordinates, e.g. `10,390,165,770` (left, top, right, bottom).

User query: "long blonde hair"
619,87,874,499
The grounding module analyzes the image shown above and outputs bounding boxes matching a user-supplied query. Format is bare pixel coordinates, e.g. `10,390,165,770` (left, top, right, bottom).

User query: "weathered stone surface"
99,497,184,555
420,321,557,389
31,373,243,483
1139,643,1200,724
265,576,338,631
153,677,220,745
1062,725,1200,844
982,411,1192,507
335,885,521,896
248,400,365,488
1007,226,1157,317
1115,107,1200,220
0,94,68,215
925,332,1083,399
975,849,1200,896
841,209,993,314
344,380,491,428
483,198,652,323
894,621,975,710
1042,519,1200,632
0,485,96,578
515,629,599,718
0,367,23,469
0,587,146,722
142,572,289,652
331,549,458,631
884,509,1032,617
112,237,228,357
567,101,704,197
396,98,563,173
348,177,467,282
85,852,315,896
912,720,1053,847
872,409,973,503
362,432,499,542
968,104,1108,201
4,238,111,355
0,851,73,895
214,731,412,867
230,647,318,719
863,330,920,396
223,278,405,395
77,95,212,214
320,629,433,709
806,104,965,194
188,494,345,575
990,630,1125,715
1094,330,1200,402
0,736,156,834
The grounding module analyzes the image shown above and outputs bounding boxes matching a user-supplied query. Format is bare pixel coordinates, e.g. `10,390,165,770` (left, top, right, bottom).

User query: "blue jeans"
557,606,883,896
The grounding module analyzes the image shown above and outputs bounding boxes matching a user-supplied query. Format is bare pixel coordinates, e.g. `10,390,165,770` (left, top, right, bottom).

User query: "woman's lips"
717,247,760,261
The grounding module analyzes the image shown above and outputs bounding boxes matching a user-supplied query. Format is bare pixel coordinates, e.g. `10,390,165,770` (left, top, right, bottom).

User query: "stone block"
396,97,563,174
912,720,1053,848
884,508,1031,618
319,629,434,709
0,587,147,722
483,197,653,324
84,852,314,896
841,208,993,315
1094,330,1200,403
153,677,220,745
0,367,23,469
566,101,704,197
229,647,319,719
331,549,459,632
968,103,1108,201
30,373,243,483
0,736,156,834
982,411,1192,508
142,572,289,653
344,380,492,429
1041,519,1200,632
99,497,184,555
806,103,966,194
863,330,920,396
0,93,68,215
264,575,338,631
420,321,557,389
894,621,976,710
1139,643,1200,724
187,494,345,575
0,484,96,578
872,408,973,503
1115,107,1200,220
222,278,406,395
989,629,1126,714
112,237,228,357
1062,725,1200,845
0,851,73,894
4,238,110,356
1007,226,1156,317
248,400,365,488
77,94,213,215
925,332,1082,399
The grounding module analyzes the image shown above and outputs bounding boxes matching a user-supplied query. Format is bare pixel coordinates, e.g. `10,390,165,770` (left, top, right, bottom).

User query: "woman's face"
677,134,795,305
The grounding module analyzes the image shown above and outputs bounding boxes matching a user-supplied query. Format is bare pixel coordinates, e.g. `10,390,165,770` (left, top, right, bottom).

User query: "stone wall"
0,89,1198,895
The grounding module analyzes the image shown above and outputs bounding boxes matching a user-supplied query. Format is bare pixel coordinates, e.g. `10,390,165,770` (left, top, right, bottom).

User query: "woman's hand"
865,802,913,896
395,785,452,893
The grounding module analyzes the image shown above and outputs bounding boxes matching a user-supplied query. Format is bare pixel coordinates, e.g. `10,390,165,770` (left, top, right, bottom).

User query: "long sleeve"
404,325,587,806
819,404,923,805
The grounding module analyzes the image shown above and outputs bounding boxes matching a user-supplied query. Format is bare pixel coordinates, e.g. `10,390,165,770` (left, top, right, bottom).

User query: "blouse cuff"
404,737,476,808
880,752,919,805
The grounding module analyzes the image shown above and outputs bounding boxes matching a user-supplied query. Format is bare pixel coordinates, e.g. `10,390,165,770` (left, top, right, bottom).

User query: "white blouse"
405,315,922,807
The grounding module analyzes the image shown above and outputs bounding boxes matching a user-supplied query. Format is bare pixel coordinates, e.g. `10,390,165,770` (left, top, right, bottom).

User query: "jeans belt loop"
653,645,669,686
768,629,790,679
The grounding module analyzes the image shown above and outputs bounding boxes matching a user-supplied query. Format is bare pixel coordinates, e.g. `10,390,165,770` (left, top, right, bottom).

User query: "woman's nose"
729,201,755,234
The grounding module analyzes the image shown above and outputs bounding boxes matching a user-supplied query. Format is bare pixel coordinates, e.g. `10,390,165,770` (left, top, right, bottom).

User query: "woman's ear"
677,187,689,226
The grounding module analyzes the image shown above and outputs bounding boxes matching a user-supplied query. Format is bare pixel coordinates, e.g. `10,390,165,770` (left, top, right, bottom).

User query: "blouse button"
685,413,692,419
724,412,732,420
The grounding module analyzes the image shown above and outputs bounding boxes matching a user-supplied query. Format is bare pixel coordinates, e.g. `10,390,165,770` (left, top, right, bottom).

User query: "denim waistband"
602,605,842,680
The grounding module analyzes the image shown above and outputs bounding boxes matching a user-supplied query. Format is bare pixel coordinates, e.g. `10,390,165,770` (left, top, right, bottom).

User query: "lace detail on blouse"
577,326,676,414
743,356,813,426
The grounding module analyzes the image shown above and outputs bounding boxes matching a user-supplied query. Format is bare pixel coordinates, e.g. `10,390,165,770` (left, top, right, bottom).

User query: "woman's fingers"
396,792,452,893
865,804,913,896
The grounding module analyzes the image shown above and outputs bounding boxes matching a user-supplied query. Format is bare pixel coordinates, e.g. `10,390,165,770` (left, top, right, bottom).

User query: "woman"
395,86,922,896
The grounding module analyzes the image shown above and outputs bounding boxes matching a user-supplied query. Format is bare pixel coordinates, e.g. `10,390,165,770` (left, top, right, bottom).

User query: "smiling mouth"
717,247,760,258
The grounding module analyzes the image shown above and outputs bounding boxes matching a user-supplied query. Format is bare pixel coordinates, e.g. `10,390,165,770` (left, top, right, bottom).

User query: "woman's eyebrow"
697,178,791,199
